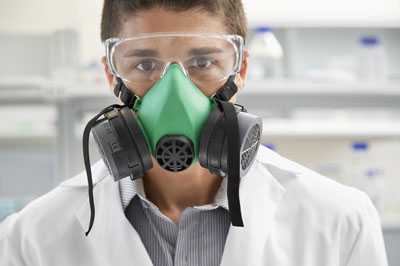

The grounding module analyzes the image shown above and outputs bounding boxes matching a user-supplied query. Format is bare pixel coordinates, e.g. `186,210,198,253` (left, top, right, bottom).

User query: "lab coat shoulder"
255,146,388,266
0,160,109,265
255,144,365,213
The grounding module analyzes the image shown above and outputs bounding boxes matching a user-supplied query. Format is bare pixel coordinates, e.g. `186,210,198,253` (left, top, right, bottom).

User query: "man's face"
102,7,248,98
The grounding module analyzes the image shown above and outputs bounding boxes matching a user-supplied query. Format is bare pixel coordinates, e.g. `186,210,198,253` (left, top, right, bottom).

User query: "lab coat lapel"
75,173,153,266
220,147,295,266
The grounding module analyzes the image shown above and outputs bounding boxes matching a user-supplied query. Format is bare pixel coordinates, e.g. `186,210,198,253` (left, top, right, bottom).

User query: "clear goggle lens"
106,34,243,93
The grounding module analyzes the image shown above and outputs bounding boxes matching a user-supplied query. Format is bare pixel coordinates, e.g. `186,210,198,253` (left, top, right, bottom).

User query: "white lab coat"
0,145,388,266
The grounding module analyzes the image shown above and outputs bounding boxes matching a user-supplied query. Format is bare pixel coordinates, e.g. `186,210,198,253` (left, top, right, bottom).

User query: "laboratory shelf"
262,119,400,138
242,80,400,96
248,20,400,29
0,78,113,104
238,80,400,111
0,134,56,140
0,76,51,88
2,77,400,99
0,76,52,93
61,84,113,98
0,76,57,105
383,220,400,230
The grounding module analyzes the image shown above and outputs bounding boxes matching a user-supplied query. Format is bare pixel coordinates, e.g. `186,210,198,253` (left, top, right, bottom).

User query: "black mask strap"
214,74,244,227
114,78,137,108
83,104,124,236
216,100,244,227
214,75,238,102
214,75,244,226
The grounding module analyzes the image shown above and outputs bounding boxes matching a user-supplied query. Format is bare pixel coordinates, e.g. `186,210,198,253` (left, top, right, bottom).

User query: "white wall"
0,0,78,33
243,0,400,26
1,0,400,64
75,1,104,64
0,0,104,64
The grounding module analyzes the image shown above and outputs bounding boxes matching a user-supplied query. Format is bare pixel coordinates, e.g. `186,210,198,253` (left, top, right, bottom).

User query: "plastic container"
363,168,385,215
351,142,369,190
350,141,384,215
358,35,388,81
248,26,284,80
263,143,277,151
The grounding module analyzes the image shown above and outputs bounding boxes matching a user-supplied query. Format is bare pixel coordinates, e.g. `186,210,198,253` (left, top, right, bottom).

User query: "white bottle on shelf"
248,26,284,80
350,141,384,215
358,35,388,81
363,168,385,215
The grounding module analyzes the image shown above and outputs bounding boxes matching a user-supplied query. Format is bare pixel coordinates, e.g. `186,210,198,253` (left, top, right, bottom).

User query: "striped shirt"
119,177,231,266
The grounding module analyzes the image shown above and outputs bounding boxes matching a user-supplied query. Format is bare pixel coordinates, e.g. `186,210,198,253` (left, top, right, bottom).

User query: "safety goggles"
105,32,244,92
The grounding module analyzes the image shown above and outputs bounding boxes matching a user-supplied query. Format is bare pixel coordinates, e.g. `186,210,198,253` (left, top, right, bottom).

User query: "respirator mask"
83,33,263,235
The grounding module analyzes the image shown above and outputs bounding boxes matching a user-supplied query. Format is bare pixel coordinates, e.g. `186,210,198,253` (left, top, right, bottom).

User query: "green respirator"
83,63,262,235
135,64,213,170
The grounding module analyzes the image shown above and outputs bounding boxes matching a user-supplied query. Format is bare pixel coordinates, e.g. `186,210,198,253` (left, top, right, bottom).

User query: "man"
0,1,388,265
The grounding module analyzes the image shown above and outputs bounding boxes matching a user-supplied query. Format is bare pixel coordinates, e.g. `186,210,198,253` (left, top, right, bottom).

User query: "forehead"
119,7,228,38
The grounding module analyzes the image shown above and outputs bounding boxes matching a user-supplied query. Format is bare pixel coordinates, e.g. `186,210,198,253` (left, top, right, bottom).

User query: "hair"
100,0,248,42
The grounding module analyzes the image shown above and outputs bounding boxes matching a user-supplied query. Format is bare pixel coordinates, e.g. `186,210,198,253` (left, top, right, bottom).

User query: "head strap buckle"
214,76,238,102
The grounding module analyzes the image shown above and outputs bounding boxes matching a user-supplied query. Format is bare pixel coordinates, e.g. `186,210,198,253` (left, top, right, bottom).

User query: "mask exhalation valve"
155,135,194,172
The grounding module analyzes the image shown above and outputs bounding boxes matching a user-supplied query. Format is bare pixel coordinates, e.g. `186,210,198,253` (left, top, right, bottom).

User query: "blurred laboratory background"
1,0,400,264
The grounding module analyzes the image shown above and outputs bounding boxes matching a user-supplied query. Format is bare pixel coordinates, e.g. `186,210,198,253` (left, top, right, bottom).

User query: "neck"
142,158,223,223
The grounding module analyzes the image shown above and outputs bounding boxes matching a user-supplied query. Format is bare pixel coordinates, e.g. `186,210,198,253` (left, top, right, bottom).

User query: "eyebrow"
124,49,159,57
188,47,224,56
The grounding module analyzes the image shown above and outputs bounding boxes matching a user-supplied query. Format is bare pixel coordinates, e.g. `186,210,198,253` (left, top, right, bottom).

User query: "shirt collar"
119,175,229,213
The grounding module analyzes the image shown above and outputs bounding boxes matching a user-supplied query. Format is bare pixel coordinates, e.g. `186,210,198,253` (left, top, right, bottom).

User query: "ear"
230,49,248,103
235,48,249,91
101,56,117,90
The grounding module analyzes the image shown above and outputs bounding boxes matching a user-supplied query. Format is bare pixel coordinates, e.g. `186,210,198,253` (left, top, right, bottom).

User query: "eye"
136,59,158,72
188,56,214,69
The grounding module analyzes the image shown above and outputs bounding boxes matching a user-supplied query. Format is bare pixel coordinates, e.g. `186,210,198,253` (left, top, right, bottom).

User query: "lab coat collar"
68,145,299,265
119,172,229,211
